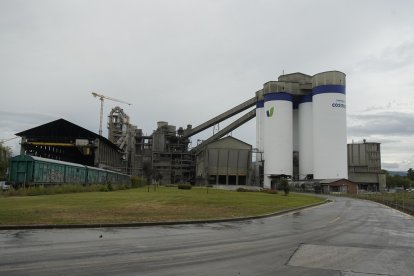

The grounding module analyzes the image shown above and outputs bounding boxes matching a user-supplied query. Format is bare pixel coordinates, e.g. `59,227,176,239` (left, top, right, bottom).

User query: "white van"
0,181,9,191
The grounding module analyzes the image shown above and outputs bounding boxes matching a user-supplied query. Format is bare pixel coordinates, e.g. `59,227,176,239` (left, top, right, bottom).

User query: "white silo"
298,94,313,179
312,71,347,179
263,81,293,188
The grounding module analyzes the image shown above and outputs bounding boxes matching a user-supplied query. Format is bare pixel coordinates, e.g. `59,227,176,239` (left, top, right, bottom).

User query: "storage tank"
312,71,347,179
263,81,293,188
298,94,313,179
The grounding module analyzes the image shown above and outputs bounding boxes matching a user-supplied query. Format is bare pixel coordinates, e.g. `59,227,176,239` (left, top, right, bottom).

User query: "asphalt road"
0,196,413,276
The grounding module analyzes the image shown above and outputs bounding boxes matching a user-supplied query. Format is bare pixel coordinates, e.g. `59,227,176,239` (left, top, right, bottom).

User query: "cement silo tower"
312,71,347,179
298,94,313,179
278,72,313,180
262,81,297,188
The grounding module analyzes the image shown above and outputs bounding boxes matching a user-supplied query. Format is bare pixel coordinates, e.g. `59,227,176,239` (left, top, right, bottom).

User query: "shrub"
165,184,178,188
279,179,290,196
0,182,136,197
99,185,109,192
131,176,144,188
107,183,113,191
178,184,192,190
236,187,252,192
262,188,278,195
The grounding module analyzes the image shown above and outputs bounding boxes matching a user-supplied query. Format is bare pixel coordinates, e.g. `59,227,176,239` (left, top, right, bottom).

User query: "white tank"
312,71,347,179
292,105,299,152
263,82,293,188
298,94,313,179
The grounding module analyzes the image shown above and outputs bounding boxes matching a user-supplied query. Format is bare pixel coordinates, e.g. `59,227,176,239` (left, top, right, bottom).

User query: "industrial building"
196,136,252,185
320,179,359,195
107,110,196,184
117,70,349,188
14,70,370,190
142,121,195,184
107,106,140,175
348,140,386,191
16,119,124,171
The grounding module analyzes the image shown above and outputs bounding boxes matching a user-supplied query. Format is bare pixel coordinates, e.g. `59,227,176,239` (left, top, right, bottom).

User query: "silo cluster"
256,71,347,188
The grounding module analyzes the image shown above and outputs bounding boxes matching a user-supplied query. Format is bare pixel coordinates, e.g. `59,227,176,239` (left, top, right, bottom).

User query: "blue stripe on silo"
298,94,313,105
256,100,264,108
264,92,293,102
312,85,345,96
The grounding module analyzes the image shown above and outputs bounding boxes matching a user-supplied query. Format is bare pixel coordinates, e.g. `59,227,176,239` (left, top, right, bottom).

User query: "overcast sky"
1,0,414,171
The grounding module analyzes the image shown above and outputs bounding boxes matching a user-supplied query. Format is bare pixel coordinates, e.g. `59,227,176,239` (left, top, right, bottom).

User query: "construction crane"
91,92,132,136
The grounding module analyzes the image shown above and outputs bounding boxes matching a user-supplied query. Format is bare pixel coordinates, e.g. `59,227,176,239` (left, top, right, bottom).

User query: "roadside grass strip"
0,187,324,226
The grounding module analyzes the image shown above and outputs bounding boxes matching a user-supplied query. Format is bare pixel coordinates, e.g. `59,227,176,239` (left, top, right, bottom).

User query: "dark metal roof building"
16,119,125,172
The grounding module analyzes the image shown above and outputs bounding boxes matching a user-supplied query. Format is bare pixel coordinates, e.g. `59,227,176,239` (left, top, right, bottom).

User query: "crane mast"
91,92,132,136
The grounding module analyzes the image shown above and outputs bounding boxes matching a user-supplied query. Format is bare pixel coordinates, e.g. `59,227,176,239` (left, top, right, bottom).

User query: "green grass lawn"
0,187,324,225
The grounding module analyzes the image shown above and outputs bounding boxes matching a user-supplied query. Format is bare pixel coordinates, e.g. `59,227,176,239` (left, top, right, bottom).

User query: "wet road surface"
0,196,413,275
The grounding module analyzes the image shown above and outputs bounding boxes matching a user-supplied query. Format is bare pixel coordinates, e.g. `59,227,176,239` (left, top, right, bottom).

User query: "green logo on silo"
266,107,274,117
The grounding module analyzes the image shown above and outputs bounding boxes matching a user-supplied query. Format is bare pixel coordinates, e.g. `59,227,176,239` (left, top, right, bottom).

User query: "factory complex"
9,71,386,192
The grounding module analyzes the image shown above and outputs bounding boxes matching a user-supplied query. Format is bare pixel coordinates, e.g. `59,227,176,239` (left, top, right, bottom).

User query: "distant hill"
387,171,407,177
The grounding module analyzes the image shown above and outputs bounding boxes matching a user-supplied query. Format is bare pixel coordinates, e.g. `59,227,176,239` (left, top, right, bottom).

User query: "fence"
357,192,414,216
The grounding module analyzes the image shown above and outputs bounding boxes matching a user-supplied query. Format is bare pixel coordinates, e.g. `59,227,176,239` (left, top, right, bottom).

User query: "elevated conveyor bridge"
183,97,257,152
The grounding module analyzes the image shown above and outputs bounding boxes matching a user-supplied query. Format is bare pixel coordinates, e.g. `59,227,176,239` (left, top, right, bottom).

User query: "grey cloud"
1,0,414,167
0,111,58,133
348,111,414,137
355,39,414,73
362,103,392,113
382,162,400,170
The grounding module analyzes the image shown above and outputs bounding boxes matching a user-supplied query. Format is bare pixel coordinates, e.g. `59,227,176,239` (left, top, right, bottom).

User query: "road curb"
0,199,331,230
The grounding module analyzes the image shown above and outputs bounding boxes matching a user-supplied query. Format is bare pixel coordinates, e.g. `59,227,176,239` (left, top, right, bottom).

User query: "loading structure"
108,70,347,187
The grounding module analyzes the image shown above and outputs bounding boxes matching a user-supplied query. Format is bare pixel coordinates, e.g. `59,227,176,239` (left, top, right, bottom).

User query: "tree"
142,162,153,185
386,174,412,190
407,168,414,181
0,144,12,180
279,179,290,196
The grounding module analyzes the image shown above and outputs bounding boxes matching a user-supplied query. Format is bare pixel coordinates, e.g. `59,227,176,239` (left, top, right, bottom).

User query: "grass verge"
0,187,324,226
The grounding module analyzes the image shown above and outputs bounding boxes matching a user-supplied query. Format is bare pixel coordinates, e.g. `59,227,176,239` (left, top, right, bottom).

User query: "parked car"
0,181,10,191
